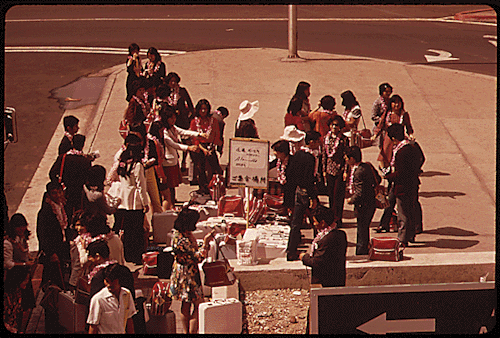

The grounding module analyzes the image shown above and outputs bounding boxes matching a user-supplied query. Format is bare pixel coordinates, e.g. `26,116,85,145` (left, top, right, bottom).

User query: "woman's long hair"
293,81,311,100
124,99,146,125
341,90,360,109
193,99,212,118
117,134,144,177
147,47,162,62
389,94,405,111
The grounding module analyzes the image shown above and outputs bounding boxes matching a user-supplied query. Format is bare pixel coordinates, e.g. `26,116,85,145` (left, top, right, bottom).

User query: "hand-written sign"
229,138,269,188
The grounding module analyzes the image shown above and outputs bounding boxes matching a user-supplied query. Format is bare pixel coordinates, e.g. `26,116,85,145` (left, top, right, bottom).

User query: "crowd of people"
3,43,425,334
279,80,424,263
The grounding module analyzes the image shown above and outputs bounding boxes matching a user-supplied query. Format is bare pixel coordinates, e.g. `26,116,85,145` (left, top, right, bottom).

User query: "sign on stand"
228,138,269,189
310,282,496,334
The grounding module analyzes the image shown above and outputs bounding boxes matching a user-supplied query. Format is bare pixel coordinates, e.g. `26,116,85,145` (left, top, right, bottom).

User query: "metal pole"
288,4,298,58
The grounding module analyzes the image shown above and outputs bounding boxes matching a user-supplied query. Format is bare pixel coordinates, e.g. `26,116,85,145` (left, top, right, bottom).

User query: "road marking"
357,313,436,334
5,46,186,55
5,17,496,26
483,34,497,47
424,49,460,63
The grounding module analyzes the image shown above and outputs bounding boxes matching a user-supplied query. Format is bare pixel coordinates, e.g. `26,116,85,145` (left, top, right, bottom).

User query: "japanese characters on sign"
229,138,269,189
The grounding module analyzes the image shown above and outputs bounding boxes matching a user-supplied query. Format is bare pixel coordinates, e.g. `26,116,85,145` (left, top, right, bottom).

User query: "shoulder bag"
202,241,236,287
368,163,389,209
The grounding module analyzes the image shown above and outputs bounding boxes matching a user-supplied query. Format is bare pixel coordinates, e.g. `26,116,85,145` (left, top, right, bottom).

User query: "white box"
211,280,239,300
236,240,257,265
199,298,242,334
152,211,177,244
58,291,88,333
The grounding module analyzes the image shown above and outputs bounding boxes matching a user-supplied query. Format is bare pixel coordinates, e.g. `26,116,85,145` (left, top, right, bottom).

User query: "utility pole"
287,4,299,59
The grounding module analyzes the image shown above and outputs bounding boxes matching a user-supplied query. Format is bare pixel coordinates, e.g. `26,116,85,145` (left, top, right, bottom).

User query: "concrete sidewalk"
20,46,496,334
21,47,496,257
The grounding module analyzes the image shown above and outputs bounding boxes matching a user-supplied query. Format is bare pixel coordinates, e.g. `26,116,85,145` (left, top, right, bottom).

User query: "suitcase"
218,195,245,217
152,211,178,244
58,291,88,333
146,310,176,334
212,280,239,300
199,298,242,334
188,203,218,221
369,237,404,261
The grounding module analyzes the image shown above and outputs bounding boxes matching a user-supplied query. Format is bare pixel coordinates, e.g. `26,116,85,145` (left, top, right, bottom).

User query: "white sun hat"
236,100,259,129
280,125,306,142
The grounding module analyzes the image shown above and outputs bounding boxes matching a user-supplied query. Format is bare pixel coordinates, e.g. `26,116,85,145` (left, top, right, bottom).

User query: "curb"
454,8,497,22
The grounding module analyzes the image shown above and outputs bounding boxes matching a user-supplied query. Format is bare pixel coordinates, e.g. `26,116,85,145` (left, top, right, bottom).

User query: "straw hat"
280,125,306,142
237,100,259,129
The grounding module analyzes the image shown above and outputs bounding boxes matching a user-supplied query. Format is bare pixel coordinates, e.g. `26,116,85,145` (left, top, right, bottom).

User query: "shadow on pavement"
419,191,466,199
412,239,479,250
423,227,478,237
420,170,451,177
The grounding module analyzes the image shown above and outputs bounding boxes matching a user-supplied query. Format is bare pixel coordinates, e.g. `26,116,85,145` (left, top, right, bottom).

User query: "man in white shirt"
87,263,136,334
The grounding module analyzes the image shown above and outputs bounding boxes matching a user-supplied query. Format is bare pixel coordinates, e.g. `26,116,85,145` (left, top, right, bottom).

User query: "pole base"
281,55,306,62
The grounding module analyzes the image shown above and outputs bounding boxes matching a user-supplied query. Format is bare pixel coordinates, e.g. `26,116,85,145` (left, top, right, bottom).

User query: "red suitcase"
369,237,404,261
218,195,245,217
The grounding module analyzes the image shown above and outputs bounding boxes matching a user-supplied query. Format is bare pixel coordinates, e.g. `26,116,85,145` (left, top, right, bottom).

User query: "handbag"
202,242,236,287
355,114,373,149
369,237,404,261
119,119,129,139
368,164,389,209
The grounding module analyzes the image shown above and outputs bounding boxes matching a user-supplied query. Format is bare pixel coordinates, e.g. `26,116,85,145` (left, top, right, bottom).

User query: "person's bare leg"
189,299,202,334
180,301,191,334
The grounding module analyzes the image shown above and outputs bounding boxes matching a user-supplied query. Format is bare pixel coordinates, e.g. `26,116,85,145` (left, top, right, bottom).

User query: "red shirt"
190,116,222,146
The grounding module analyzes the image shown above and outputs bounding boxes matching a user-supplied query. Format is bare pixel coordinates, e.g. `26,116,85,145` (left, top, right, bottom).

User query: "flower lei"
311,225,335,253
77,233,93,249
64,131,74,143
167,86,180,106
87,259,118,284
391,138,411,167
144,61,161,78
66,149,84,156
194,116,213,140
348,164,360,195
386,110,404,126
324,131,342,157
277,157,288,185
46,196,68,241
132,95,149,116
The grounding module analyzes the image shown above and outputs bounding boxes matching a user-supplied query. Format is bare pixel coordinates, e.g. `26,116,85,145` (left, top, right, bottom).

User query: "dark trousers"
287,187,309,259
396,189,418,244
326,174,345,227
190,149,222,191
355,202,376,255
378,187,396,230
114,209,145,264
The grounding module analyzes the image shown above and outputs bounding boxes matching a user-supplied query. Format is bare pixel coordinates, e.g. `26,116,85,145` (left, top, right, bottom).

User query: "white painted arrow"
424,49,460,63
356,312,436,334
483,35,497,47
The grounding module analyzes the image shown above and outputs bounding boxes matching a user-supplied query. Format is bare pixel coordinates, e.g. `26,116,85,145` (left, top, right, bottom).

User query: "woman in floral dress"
168,208,215,334
372,94,414,168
